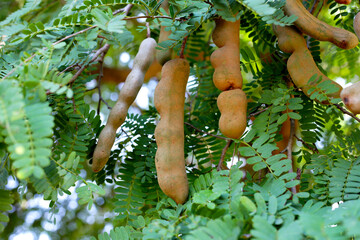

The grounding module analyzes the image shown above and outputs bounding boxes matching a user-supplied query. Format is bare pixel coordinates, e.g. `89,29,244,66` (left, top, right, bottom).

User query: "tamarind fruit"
154,58,189,204
210,18,247,139
92,38,157,172
156,0,173,65
210,18,242,91
354,12,360,39
334,0,351,4
217,89,247,139
210,18,243,91
340,82,360,114
273,25,342,103
284,0,358,49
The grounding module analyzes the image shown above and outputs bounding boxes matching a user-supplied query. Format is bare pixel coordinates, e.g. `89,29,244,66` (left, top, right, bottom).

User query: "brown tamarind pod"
274,25,342,103
353,12,360,39
334,0,351,4
340,82,360,114
212,18,240,48
284,0,358,49
154,58,190,204
92,38,157,172
211,18,242,91
156,0,173,65
272,24,306,54
217,89,247,139
210,45,243,91
287,48,342,101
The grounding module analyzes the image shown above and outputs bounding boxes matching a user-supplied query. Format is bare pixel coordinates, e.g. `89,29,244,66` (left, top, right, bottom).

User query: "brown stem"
179,36,188,58
68,43,110,85
287,119,297,194
113,4,133,15
97,52,105,114
146,22,151,38
247,106,270,119
334,103,360,122
310,0,320,14
184,122,228,140
217,140,233,171
294,135,319,153
123,15,180,21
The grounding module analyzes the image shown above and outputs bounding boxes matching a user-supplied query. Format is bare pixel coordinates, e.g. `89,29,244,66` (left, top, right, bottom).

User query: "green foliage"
240,0,297,26
0,189,13,233
1,0,360,238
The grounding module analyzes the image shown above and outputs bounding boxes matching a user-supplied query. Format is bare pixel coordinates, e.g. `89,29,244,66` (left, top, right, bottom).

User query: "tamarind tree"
1,0,360,239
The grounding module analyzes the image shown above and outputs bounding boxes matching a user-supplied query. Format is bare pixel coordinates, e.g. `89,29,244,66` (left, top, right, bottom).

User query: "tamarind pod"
287,48,342,102
212,18,240,48
284,0,358,49
211,18,242,91
272,25,306,53
340,81,360,114
217,89,247,139
154,58,189,204
92,38,157,172
156,0,173,65
334,0,351,4
210,45,243,90
354,12,360,39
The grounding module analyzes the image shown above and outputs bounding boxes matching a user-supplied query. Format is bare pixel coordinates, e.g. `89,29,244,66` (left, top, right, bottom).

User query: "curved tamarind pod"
287,48,342,101
154,58,189,204
211,18,242,91
284,0,358,49
217,89,247,139
272,24,306,53
156,0,173,65
354,12,360,39
212,18,240,48
340,82,360,114
274,25,342,103
210,45,243,90
92,38,157,172
335,0,351,4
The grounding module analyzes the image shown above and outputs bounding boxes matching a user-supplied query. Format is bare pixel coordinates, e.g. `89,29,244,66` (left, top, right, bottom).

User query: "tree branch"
247,106,270,119
184,122,228,140
294,135,319,153
113,4,133,15
179,36,188,58
68,43,110,85
217,140,233,171
3,4,134,80
333,103,360,122
287,119,297,194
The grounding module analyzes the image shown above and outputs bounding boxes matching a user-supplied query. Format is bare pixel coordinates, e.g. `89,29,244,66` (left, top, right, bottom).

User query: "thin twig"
247,106,270,119
287,119,297,194
68,43,110,85
123,15,180,21
310,0,320,14
3,5,133,80
184,122,228,140
179,36,188,58
204,0,214,7
217,140,233,171
97,51,106,114
146,22,151,38
59,63,80,74
100,98,112,110
294,135,319,153
113,4,133,15
334,103,360,122
53,26,96,46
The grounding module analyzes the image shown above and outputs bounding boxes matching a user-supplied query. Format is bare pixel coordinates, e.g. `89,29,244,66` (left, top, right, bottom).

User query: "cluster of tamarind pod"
91,0,360,204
